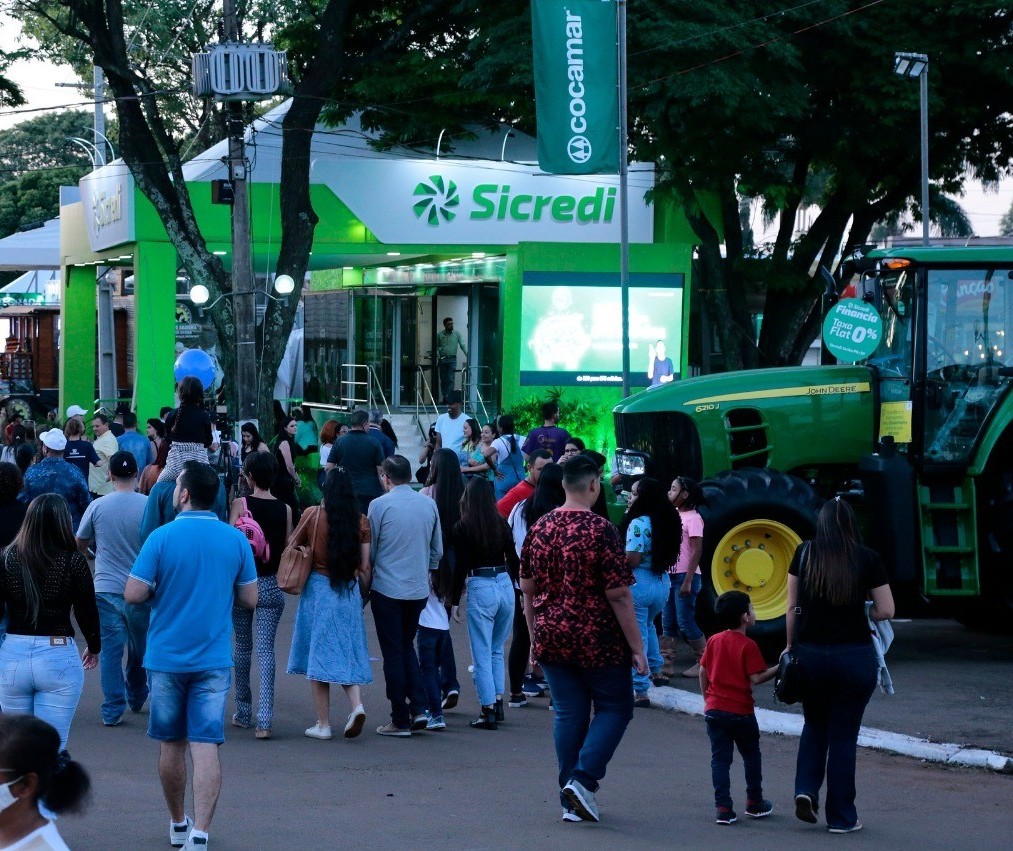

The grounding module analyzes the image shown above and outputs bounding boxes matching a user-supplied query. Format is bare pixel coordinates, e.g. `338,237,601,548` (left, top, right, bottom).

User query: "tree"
0,46,24,110
1000,200,1013,238
0,111,96,238
340,1,1013,370
3,0,453,427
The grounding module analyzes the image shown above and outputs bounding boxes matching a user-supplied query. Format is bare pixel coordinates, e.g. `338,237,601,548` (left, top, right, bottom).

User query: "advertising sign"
79,163,136,252
822,299,882,363
531,0,619,174
519,271,683,386
313,158,654,245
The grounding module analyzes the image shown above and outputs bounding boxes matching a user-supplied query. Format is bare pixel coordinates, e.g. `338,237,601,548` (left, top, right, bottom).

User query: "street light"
894,51,930,246
274,274,295,295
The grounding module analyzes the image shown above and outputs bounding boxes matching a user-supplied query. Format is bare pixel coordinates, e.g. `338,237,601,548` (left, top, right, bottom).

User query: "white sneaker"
169,816,192,847
343,706,366,739
183,833,208,850
563,779,600,823
304,722,333,740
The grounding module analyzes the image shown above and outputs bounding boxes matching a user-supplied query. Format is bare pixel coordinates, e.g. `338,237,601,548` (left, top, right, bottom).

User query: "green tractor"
613,246,1013,641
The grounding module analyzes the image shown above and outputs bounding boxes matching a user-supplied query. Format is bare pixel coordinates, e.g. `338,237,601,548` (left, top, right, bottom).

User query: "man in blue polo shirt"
126,461,257,851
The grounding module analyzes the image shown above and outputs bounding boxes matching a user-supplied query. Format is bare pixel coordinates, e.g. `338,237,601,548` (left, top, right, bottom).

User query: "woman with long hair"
271,416,301,523
139,437,170,496
287,467,373,740
0,495,100,748
505,463,565,707
492,414,525,500
0,714,91,849
663,476,708,679
158,375,213,483
618,477,682,706
452,477,518,730
416,449,465,725
789,498,894,834
235,422,269,498
228,452,293,739
459,418,497,480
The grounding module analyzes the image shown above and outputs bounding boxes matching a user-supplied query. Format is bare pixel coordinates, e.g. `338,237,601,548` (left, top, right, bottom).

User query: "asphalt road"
57,608,1011,850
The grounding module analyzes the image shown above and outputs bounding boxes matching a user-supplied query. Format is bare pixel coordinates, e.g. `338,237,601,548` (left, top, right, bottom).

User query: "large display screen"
519,272,684,387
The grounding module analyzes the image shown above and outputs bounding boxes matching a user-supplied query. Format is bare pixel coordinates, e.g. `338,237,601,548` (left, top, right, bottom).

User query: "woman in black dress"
272,416,301,523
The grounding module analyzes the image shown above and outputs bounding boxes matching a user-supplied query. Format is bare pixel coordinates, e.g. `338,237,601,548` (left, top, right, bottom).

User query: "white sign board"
79,162,136,252
312,158,654,245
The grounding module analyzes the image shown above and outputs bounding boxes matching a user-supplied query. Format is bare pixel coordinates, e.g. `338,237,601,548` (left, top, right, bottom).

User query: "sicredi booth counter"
58,102,697,439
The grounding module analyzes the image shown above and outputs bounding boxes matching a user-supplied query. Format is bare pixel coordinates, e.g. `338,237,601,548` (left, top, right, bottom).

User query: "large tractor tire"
698,469,822,649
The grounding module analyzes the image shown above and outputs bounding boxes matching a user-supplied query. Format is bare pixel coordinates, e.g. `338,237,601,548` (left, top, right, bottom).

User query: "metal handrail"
415,365,440,438
340,363,391,417
461,364,494,423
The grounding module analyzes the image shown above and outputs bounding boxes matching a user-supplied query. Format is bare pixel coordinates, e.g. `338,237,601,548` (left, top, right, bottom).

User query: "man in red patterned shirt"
520,454,647,824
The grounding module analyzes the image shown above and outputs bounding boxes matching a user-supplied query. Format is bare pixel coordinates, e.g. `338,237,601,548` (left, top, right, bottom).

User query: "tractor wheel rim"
711,519,802,622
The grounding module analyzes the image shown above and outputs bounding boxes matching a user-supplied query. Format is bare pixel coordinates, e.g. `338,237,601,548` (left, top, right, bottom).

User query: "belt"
469,565,507,579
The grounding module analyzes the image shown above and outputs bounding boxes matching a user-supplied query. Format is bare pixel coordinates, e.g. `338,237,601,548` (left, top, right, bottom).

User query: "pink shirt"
670,508,703,575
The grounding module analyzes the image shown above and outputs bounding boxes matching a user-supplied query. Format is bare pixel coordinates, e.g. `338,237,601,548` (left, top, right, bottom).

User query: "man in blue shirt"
126,461,257,851
117,412,153,476
19,428,90,531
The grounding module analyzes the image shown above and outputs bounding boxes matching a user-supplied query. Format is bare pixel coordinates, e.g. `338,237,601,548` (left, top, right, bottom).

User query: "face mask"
0,776,24,814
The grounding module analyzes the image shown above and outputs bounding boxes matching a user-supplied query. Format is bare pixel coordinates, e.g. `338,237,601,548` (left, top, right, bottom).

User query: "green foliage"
505,389,612,456
0,110,95,178
1000,200,1013,238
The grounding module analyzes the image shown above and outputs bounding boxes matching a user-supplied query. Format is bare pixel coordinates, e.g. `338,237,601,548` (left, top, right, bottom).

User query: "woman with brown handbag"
286,467,373,740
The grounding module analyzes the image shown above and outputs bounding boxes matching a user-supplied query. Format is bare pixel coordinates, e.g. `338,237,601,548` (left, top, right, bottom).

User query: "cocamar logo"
413,176,616,227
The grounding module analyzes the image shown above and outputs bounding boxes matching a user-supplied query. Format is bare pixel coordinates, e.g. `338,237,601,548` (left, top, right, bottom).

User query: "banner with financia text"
531,0,619,174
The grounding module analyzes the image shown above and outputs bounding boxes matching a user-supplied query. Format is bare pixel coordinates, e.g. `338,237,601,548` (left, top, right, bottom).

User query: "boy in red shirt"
699,590,778,825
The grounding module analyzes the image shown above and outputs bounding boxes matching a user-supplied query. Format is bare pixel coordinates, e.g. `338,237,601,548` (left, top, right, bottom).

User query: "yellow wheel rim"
710,520,801,623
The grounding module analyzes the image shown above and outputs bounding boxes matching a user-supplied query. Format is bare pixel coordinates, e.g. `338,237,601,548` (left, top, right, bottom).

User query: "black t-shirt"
327,431,384,498
244,495,290,577
789,541,888,645
64,439,100,481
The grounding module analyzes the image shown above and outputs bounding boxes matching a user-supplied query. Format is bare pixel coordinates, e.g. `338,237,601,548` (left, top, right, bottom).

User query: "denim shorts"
147,668,232,744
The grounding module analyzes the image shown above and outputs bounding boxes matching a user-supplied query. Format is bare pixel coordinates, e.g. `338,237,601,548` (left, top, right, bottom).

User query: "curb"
648,685,1013,774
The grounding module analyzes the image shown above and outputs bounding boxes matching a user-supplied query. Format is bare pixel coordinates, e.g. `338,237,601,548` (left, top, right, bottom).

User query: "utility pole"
224,0,258,423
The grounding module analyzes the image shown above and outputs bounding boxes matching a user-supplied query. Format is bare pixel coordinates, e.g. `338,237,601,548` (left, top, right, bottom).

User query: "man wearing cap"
433,391,467,456
67,404,89,424
18,428,91,531
89,413,119,498
76,450,150,726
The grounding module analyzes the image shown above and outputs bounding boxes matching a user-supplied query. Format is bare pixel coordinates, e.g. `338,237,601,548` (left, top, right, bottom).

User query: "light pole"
894,52,930,246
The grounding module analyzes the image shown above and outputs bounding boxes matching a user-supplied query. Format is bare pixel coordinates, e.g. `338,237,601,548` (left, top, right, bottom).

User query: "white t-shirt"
492,434,521,464
508,500,528,558
2,820,71,850
434,413,467,455
419,587,450,630
319,443,332,468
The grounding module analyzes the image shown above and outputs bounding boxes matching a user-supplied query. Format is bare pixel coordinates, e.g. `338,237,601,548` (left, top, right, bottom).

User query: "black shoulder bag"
774,540,809,705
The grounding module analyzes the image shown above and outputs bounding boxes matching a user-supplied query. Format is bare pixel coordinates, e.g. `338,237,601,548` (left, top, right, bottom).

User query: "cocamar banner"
531,0,619,174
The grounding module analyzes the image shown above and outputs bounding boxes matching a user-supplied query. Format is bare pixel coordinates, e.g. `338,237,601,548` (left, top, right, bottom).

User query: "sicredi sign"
79,163,136,252
314,158,654,244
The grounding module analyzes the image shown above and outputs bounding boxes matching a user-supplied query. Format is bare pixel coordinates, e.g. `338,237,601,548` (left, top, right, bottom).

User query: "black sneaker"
521,676,544,697
795,794,818,824
508,693,528,708
410,713,429,731
441,690,459,710
715,807,737,825
746,799,773,818
633,694,651,708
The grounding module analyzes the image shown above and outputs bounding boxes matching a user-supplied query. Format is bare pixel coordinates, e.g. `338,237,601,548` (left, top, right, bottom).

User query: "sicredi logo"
413,176,616,226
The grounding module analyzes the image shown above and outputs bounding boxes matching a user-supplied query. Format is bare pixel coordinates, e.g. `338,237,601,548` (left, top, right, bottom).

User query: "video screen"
519,272,684,387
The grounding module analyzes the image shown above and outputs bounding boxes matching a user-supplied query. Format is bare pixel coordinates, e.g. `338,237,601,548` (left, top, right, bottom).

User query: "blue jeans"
417,626,452,717
706,709,763,809
662,573,703,641
631,568,669,694
95,592,151,723
795,642,878,830
370,591,427,728
147,668,232,744
466,573,515,707
0,635,85,749
540,661,635,806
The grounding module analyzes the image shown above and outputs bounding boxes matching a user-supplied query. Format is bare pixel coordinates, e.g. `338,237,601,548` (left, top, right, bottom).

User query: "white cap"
41,429,68,451
66,405,88,418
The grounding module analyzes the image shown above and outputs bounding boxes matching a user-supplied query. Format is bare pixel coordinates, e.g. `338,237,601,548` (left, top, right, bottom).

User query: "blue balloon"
173,348,216,390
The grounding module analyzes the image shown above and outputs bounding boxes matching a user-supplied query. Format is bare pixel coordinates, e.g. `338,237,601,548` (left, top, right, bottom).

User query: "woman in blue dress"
287,467,373,740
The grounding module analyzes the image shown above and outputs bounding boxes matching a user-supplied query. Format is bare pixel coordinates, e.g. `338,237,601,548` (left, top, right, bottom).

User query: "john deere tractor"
613,246,1013,640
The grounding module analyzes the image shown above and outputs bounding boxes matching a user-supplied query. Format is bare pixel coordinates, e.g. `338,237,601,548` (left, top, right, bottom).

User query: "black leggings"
508,588,530,695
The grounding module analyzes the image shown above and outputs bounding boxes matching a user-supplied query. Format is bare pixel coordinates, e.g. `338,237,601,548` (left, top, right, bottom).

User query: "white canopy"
0,218,60,271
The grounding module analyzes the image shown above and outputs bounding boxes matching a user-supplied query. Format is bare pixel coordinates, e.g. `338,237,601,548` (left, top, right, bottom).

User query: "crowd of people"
0,386,895,848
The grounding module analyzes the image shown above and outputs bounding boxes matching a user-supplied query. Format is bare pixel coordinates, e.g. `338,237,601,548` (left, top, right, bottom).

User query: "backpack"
234,497,270,564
